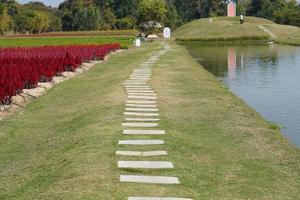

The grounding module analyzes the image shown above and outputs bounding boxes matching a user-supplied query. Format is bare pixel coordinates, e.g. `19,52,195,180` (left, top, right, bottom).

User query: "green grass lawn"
264,24,300,45
174,16,300,45
0,42,299,199
0,36,134,48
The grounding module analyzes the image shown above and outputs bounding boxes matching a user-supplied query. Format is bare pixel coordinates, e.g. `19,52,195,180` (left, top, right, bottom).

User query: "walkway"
117,43,193,200
258,25,277,38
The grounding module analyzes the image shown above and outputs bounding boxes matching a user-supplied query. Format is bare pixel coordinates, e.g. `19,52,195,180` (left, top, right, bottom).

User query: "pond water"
184,44,300,148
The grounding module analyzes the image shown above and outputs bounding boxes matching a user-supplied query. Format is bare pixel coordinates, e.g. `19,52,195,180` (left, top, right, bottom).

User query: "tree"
116,16,136,29
0,3,12,35
137,0,167,24
165,0,181,28
102,9,117,30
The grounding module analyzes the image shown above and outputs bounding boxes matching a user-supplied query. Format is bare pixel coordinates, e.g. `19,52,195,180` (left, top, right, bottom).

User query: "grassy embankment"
174,17,300,45
0,41,299,199
0,30,137,48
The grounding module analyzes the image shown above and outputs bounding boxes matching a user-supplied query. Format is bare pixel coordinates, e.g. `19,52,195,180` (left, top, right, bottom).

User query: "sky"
18,0,63,7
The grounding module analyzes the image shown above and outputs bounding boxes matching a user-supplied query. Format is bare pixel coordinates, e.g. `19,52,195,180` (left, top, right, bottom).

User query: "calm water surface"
185,44,300,148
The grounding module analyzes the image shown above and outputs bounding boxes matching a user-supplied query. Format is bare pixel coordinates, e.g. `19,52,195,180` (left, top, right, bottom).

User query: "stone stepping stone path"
122,123,158,127
118,161,174,169
128,95,157,100
117,44,193,199
127,93,157,96
125,118,161,122
123,130,165,135
126,91,155,93
126,108,158,112
120,175,180,184
129,198,193,200
124,112,160,117
119,140,164,145
126,104,157,108
116,151,168,156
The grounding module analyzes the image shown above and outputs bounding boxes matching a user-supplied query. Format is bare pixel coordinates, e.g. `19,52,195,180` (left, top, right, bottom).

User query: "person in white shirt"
240,14,244,24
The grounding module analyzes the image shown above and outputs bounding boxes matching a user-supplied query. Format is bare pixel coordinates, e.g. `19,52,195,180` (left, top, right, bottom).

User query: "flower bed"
0,44,120,105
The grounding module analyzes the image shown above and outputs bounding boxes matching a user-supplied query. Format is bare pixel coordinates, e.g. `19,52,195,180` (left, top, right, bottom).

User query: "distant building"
227,1,236,17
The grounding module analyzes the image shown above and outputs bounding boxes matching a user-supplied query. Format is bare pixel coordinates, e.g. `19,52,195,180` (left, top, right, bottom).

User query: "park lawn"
0,41,300,199
173,17,270,41
174,16,300,46
264,24,300,45
0,36,133,48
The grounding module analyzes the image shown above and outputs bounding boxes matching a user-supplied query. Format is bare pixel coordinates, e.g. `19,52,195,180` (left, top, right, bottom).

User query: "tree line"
0,0,299,35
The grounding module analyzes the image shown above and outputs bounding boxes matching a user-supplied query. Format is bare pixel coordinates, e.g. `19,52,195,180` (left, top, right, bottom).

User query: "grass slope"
0,42,299,199
174,17,300,45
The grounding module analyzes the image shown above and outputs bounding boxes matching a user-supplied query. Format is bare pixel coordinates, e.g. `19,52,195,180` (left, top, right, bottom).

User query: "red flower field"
0,44,120,105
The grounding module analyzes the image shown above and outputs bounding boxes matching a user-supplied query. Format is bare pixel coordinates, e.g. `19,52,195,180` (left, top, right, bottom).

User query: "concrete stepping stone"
116,151,167,156
126,108,158,112
128,96,157,100
123,130,165,135
119,140,164,145
126,104,157,108
126,100,156,104
128,93,156,96
124,80,147,84
129,198,193,200
132,73,151,76
130,78,151,81
122,123,158,127
124,83,147,86
130,75,151,77
126,90,155,93
130,74,151,77
118,161,174,169
124,112,159,117
120,175,180,184
125,118,161,122
125,85,151,88
134,69,151,72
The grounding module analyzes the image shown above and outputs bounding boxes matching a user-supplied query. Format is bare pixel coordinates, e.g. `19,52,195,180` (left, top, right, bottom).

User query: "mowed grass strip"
0,43,160,199
151,42,300,199
0,41,300,199
0,36,133,48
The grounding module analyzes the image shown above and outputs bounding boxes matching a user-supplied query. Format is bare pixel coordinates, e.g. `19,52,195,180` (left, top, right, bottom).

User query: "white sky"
17,0,63,7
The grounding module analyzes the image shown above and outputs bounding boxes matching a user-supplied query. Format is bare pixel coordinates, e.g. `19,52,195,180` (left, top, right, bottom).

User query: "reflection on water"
185,44,300,148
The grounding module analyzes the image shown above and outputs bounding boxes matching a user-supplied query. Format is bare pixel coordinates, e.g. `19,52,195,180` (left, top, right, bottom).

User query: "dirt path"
259,25,277,38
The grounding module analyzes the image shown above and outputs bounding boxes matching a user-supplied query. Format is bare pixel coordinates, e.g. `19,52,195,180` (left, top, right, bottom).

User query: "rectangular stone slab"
120,175,180,184
124,112,159,117
128,197,193,200
126,108,158,112
125,118,161,122
126,90,155,93
126,100,156,104
116,151,167,156
130,74,151,76
119,140,164,145
124,82,147,85
123,130,165,135
118,161,174,169
122,123,158,127
124,81,147,84
128,93,156,96
128,96,157,100
126,104,157,108
125,86,151,88
130,75,151,77
129,78,151,81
